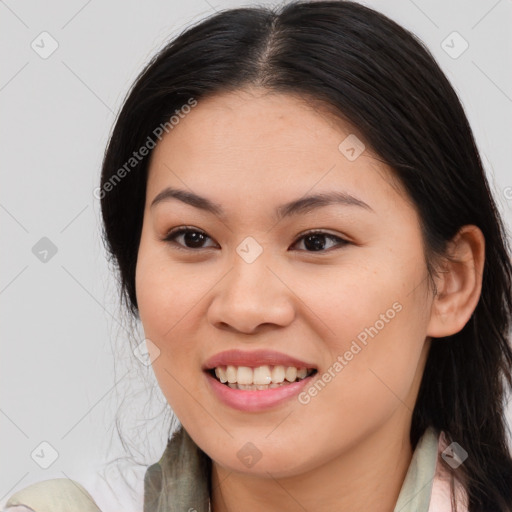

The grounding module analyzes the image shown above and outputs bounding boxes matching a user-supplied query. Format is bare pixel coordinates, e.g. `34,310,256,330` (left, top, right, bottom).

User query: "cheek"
135,237,212,417
297,251,427,351
299,248,430,400
135,237,204,337
294,299,429,447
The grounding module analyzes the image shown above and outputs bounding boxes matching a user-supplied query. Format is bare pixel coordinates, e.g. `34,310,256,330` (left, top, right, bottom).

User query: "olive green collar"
143,426,439,512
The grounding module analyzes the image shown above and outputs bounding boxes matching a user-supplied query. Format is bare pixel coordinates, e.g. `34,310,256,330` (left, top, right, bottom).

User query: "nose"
206,250,296,335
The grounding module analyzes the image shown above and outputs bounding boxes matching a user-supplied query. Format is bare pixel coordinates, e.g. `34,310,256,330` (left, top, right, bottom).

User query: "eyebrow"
150,186,374,220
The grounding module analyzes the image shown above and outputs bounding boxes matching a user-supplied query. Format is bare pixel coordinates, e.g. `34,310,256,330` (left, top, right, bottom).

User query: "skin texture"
135,87,485,512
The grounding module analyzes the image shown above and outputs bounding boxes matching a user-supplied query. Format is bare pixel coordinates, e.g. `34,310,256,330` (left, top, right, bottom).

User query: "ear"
427,225,485,338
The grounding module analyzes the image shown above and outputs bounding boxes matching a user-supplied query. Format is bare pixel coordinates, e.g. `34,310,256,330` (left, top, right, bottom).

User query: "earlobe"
427,225,485,338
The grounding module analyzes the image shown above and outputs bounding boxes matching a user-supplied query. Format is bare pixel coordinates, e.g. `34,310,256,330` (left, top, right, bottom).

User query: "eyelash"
161,226,349,253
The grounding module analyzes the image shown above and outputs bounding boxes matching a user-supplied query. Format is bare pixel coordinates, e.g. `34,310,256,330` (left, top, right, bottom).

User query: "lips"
202,349,318,410
202,349,317,371
205,367,317,411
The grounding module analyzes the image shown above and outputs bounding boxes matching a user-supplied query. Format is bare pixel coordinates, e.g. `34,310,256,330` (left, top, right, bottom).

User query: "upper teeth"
214,365,311,385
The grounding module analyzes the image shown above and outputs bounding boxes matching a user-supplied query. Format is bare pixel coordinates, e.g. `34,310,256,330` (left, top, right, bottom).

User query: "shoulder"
3,478,101,512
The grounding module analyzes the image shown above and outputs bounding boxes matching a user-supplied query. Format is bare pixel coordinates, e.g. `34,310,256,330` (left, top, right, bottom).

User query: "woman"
5,1,512,511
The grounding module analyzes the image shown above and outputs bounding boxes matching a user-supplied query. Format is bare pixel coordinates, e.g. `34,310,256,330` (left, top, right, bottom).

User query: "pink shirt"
427,431,469,512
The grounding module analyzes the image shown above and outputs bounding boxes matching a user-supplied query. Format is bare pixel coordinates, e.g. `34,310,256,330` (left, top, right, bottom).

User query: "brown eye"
163,227,217,250
291,230,349,252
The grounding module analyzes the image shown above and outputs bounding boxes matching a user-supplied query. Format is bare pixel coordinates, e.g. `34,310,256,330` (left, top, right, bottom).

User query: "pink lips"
205,370,315,412
202,349,317,412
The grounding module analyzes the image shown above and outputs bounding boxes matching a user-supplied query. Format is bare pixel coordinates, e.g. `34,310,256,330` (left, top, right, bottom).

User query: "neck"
210,418,413,512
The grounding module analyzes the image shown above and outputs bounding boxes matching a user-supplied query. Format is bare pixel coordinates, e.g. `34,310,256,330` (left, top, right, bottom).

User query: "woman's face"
135,87,435,477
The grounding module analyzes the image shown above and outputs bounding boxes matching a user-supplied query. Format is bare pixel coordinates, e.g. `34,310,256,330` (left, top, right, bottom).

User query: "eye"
162,226,218,250
290,230,349,252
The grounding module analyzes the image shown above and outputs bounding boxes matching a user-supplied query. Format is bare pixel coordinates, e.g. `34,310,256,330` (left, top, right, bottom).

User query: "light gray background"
1,0,511,510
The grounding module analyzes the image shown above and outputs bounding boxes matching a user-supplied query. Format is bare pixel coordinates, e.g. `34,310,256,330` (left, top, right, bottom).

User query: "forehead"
145,87,407,216
151,87,364,158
